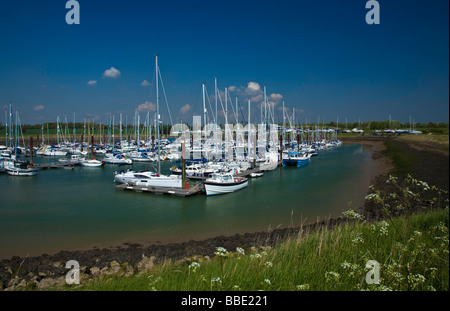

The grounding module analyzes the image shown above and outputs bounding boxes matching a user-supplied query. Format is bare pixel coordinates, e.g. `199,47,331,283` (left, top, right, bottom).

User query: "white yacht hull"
258,162,278,171
80,160,104,167
6,168,38,176
132,176,182,188
204,180,248,196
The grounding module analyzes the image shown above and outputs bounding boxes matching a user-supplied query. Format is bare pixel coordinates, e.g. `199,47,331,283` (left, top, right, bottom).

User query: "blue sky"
0,0,448,125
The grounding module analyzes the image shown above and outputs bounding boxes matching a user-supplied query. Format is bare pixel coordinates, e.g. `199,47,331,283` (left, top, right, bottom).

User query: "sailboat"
80,135,104,167
4,107,39,176
122,55,181,188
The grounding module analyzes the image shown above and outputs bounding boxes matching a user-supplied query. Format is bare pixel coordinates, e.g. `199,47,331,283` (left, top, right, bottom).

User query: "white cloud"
33,105,45,111
103,67,121,79
180,104,191,114
250,94,263,103
270,93,283,102
136,101,156,112
87,80,97,86
247,82,261,93
141,80,151,87
228,85,237,92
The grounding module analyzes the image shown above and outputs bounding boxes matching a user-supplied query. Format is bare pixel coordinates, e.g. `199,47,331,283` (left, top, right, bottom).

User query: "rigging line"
225,92,237,123
204,87,216,124
18,112,25,149
215,88,227,124
238,99,246,125
157,67,174,127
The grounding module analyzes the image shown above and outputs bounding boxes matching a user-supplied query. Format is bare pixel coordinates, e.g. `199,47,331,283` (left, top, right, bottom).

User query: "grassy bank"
6,135,448,292
66,207,448,291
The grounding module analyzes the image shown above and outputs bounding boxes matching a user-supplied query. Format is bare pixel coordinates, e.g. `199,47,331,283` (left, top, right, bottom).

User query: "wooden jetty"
114,183,204,197
39,163,77,170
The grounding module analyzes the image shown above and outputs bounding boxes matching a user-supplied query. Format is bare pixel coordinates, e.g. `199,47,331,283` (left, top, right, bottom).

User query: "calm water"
0,144,373,259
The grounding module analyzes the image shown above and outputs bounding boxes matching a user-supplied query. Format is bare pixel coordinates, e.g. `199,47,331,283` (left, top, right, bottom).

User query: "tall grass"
59,175,449,291
72,208,448,291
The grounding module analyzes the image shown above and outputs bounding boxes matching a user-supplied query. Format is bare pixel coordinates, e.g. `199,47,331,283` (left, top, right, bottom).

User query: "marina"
0,56,430,259
0,142,375,259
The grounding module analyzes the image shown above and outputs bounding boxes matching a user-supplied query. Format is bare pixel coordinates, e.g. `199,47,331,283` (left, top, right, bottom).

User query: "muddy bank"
342,135,449,218
0,218,345,290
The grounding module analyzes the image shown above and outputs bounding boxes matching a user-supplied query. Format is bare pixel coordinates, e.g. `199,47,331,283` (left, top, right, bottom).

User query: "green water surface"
0,144,373,259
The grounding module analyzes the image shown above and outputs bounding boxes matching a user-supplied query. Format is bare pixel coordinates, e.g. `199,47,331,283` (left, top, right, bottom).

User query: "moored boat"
250,171,264,178
103,153,132,165
80,159,104,167
282,152,311,167
5,161,38,176
129,173,182,188
204,172,248,196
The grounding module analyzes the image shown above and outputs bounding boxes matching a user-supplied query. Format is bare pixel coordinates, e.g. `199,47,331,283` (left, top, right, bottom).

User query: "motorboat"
5,161,39,176
282,152,311,167
80,158,104,167
129,173,182,188
59,154,83,165
103,153,132,165
204,172,248,196
250,171,264,178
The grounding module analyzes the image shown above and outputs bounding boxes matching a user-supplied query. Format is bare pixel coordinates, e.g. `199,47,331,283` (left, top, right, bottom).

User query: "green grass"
397,134,449,154
65,208,448,291
383,140,416,175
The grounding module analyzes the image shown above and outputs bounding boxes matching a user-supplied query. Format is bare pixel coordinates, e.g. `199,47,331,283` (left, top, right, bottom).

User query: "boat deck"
114,183,204,197
184,161,282,180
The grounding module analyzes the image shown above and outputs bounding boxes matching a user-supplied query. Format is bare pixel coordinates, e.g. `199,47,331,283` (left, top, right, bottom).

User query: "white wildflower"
408,274,426,289
342,209,365,221
325,271,340,283
188,262,200,273
352,233,364,245
340,262,352,269
214,247,228,257
211,277,222,284
236,247,245,256
264,261,273,268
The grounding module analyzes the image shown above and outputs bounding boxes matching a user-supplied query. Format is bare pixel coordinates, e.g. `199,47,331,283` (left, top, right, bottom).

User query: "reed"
68,207,447,291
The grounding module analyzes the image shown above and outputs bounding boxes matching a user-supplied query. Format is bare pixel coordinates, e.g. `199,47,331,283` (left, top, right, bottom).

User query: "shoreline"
1,135,446,290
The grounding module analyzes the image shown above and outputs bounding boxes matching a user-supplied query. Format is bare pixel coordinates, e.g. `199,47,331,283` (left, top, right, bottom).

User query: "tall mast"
224,87,228,125
155,54,161,174
4,107,8,149
248,99,251,161
282,101,285,143
73,112,76,144
111,115,115,147
236,97,238,124
120,113,122,144
264,86,267,125
214,77,218,159
214,77,217,125
57,116,60,146
202,83,206,128
9,103,12,150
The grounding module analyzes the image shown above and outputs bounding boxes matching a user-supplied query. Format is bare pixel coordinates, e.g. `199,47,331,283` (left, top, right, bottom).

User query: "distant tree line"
0,121,448,135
